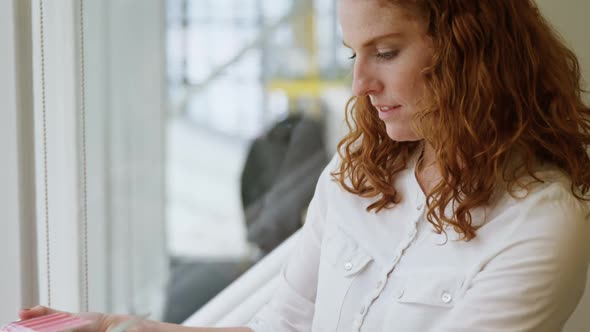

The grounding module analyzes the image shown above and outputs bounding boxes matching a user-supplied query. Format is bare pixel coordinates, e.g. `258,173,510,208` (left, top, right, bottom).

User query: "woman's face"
339,0,433,141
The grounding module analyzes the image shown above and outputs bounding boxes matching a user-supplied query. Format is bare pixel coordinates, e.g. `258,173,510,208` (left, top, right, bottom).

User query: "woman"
20,0,590,331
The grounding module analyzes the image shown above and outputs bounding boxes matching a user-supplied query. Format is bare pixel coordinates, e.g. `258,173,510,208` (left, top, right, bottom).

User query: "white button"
417,203,424,210
360,305,366,314
441,292,452,303
344,262,353,271
376,281,383,289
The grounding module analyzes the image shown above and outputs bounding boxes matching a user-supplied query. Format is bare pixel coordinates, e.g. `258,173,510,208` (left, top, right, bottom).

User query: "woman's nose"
352,60,382,97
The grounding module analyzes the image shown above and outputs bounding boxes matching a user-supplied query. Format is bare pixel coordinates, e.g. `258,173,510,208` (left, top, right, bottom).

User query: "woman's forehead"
338,0,425,48
338,0,422,20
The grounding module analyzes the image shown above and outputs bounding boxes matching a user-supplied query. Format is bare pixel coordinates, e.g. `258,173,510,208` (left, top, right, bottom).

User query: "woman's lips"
375,105,402,119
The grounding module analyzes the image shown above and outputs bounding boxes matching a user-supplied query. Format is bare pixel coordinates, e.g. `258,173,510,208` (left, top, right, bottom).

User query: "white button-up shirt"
246,152,590,332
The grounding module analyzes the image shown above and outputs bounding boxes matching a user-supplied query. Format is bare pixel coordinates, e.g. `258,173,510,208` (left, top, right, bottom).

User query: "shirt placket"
352,201,425,331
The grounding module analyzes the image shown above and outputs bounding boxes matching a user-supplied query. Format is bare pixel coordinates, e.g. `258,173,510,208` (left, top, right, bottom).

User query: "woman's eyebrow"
342,32,403,49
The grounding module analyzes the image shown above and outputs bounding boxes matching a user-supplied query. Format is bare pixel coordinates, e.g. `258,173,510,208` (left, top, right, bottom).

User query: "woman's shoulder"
315,152,392,201
494,167,590,243
508,166,588,214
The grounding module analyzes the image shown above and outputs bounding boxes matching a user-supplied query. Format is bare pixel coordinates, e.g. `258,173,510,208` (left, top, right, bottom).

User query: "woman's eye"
376,51,398,60
347,50,397,61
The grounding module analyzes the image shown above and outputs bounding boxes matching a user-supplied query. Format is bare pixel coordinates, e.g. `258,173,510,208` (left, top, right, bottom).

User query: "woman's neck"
415,142,441,195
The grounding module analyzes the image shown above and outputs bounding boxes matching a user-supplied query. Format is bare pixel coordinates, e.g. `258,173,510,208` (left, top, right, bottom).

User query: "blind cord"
79,0,89,313
39,0,51,309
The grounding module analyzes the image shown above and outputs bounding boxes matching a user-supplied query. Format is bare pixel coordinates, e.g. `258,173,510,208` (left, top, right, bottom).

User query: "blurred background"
163,0,351,323
165,0,346,262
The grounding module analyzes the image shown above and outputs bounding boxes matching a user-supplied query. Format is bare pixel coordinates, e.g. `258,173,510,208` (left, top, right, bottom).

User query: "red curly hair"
333,0,590,240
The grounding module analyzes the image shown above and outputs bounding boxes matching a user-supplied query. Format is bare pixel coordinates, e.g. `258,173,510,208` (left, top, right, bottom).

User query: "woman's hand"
18,306,125,332
17,306,253,332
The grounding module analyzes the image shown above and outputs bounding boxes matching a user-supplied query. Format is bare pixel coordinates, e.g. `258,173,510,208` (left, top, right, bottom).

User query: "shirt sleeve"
245,156,336,332
438,184,590,332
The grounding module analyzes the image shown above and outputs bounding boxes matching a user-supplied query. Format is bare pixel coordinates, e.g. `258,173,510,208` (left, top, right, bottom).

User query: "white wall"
536,0,590,103
0,0,39,323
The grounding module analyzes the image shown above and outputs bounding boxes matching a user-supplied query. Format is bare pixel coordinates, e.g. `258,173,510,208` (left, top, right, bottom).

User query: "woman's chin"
385,126,419,142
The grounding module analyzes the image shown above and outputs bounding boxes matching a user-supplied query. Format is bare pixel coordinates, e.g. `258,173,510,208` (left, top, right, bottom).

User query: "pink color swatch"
1,313,91,332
